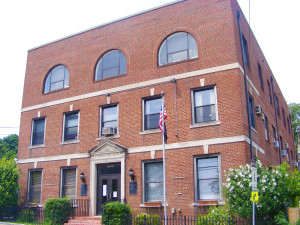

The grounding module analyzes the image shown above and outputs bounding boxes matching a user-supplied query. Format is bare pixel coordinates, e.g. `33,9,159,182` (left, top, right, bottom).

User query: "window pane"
158,41,167,65
198,179,220,200
32,132,44,145
51,81,64,91
198,167,219,179
103,50,120,70
145,114,160,129
195,89,215,107
168,51,188,63
167,33,188,53
65,127,78,140
32,119,45,145
188,34,198,59
62,169,76,199
66,114,78,128
103,107,117,122
29,171,42,203
44,77,50,93
145,162,163,202
34,119,45,133
195,105,216,122
103,67,119,78
96,59,103,80
120,52,127,75
51,66,65,82
103,121,118,128
145,99,161,115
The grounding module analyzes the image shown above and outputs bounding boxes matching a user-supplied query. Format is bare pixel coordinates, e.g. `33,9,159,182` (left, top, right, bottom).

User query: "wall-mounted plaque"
80,184,87,196
129,182,137,195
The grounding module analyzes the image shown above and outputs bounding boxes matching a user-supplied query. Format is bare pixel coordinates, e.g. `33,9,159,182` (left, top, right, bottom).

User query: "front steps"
64,216,102,225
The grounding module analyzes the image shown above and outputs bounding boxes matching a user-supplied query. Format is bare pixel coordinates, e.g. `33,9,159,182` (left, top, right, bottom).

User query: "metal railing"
71,198,90,217
0,206,45,224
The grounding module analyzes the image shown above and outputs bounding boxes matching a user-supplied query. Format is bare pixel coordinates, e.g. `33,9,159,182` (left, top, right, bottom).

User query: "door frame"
90,157,125,216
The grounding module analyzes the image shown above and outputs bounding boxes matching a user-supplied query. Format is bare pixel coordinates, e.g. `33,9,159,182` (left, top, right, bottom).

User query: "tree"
288,103,300,149
0,134,18,159
0,157,20,208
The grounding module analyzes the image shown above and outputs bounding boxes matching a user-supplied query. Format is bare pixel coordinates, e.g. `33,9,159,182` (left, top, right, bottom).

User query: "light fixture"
105,93,110,97
80,172,85,183
129,169,134,181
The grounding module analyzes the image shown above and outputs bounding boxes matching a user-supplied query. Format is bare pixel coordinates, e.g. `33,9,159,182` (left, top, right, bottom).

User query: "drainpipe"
271,77,282,164
237,11,254,162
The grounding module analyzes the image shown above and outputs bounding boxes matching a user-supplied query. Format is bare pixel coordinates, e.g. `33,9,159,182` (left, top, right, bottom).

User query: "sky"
0,0,299,138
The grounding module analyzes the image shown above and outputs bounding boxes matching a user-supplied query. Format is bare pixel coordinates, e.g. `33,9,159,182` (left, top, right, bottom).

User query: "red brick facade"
17,0,295,216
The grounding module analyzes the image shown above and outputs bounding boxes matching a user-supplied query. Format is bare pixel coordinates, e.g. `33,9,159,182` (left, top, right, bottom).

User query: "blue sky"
0,0,299,138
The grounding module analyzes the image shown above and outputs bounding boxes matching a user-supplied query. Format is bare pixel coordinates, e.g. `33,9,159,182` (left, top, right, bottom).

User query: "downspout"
237,11,254,161
271,77,282,164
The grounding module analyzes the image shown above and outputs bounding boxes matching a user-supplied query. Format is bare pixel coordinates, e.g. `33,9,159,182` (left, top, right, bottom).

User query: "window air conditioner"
102,127,115,136
292,160,297,166
274,141,280,148
281,150,287,156
284,143,289,149
256,105,262,115
261,113,265,121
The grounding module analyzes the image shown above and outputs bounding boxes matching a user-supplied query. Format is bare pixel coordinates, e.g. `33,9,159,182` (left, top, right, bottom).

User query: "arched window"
158,32,198,66
44,65,69,93
95,50,127,80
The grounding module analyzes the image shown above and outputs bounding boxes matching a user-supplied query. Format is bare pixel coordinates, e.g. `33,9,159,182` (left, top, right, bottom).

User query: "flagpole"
161,93,167,220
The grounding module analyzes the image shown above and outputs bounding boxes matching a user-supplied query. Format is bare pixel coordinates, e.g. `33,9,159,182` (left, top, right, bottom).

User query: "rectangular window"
264,115,269,141
100,105,118,136
196,156,221,200
282,108,286,127
258,63,264,91
287,149,290,162
31,118,45,146
272,126,277,143
28,170,42,203
242,35,250,67
249,95,256,129
267,80,272,105
63,112,79,141
143,97,161,130
192,86,217,124
274,95,280,118
280,136,283,150
61,168,76,199
144,161,163,202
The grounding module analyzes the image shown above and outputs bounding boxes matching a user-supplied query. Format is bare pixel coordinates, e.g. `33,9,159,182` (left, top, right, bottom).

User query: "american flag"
159,105,167,143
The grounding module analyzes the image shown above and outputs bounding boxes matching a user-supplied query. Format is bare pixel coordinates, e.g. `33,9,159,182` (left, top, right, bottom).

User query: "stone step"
64,216,102,225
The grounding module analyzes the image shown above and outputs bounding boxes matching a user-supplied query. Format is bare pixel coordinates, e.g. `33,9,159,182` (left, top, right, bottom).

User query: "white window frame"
99,104,119,137
142,96,162,132
27,169,43,204
191,86,219,125
62,111,80,143
194,154,222,202
30,117,46,147
60,167,77,199
142,160,163,203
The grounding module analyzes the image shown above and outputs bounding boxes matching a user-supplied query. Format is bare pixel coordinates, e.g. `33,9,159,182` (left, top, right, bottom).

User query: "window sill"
97,135,120,140
190,121,221,129
140,129,160,135
140,202,167,208
192,200,221,207
60,140,80,145
29,144,45,149
251,127,258,134
26,203,42,208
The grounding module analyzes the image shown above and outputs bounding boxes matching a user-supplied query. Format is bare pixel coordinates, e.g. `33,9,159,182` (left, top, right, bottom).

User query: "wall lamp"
129,169,135,181
80,172,86,183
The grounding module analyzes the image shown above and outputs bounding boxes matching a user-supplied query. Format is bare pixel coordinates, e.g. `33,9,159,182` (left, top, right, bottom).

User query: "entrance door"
96,163,121,215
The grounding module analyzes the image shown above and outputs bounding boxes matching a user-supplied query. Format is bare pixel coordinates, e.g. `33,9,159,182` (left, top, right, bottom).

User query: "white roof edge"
28,0,186,52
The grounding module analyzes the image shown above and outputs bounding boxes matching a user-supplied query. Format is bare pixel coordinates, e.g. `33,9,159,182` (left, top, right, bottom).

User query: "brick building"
17,0,295,216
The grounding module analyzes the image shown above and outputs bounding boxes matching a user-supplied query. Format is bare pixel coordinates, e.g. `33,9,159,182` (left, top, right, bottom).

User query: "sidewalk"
0,223,24,225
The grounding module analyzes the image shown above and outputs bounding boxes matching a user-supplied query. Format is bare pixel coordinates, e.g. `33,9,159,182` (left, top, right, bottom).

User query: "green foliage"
102,201,132,225
224,161,300,220
44,198,72,225
16,208,36,223
134,213,161,225
0,157,20,208
197,204,233,225
288,102,300,150
0,134,18,160
274,211,289,225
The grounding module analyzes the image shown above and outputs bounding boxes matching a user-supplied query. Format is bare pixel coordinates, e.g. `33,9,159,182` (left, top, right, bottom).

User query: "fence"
71,198,90,217
0,206,45,224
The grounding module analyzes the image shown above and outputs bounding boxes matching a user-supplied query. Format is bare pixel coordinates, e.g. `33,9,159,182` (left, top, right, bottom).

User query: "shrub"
17,208,36,223
102,201,132,225
197,204,233,225
134,213,162,225
44,198,72,225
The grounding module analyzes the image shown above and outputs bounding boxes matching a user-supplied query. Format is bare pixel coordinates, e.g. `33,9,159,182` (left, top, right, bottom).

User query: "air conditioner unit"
292,160,298,166
284,143,289,149
281,150,287,156
261,113,265,121
256,105,262,115
274,141,280,148
102,127,115,136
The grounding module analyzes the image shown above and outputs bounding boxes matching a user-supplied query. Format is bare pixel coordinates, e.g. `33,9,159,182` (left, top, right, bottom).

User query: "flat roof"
29,0,186,51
